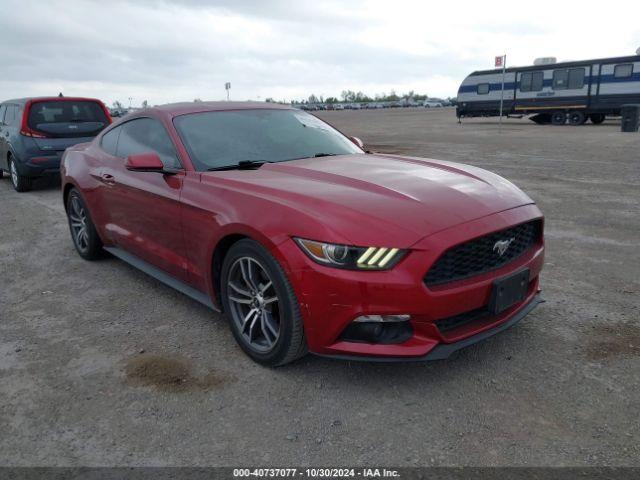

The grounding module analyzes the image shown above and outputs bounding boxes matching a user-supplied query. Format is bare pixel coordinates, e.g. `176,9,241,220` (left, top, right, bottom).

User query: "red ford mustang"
61,102,544,366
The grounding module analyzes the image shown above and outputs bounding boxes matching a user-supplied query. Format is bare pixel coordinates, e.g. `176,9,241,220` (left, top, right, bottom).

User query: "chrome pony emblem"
493,238,515,256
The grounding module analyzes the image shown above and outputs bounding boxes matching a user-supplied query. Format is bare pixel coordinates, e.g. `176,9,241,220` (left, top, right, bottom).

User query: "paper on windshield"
293,113,332,131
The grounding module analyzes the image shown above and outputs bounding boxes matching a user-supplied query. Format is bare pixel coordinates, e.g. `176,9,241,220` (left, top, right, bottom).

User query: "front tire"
9,158,32,192
220,239,306,366
589,113,605,124
66,188,103,260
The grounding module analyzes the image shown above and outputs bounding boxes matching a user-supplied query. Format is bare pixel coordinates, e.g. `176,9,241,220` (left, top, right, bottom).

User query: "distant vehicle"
423,100,444,108
456,53,640,125
334,104,344,110
350,103,361,110
110,108,129,118
0,96,111,191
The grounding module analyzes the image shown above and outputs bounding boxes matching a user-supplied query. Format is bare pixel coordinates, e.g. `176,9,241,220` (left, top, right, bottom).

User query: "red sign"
495,56,504,68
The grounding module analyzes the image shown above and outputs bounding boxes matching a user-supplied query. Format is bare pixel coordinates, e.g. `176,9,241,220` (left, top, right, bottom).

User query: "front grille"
425,220,541,286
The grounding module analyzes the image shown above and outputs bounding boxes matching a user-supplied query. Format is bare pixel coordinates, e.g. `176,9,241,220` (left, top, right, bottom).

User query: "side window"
477,83,490,95
100,126,122,156
520,73,532,92
553,69,568,89
568,68,585,89
0,105,7,125
5,106,21,126
116,118,180,169
531,71,544,91
520,72,543,92
614,64,633,79
3,106,14,125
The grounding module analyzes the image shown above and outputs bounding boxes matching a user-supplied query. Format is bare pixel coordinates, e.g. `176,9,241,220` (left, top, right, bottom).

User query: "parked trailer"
456,54,640,125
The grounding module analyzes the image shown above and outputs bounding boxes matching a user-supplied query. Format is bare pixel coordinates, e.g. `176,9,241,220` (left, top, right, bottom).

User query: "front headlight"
294,238,406,270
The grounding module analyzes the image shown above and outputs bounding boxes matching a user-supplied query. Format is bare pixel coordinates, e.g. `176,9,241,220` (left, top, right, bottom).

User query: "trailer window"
568,68,585,89
477,83,490,95
553,68,585,90
553,70,568,89
614,64,633,79
520,71,543,92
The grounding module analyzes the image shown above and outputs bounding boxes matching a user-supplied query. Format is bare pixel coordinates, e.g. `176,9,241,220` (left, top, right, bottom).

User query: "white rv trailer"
456,53,640,125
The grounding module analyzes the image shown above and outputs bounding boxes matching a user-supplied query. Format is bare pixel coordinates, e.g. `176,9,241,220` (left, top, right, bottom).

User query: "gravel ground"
0,107,638,467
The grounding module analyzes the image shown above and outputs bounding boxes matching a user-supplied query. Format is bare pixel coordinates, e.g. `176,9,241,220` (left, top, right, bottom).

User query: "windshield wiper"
207,160,271,172
313,153,338,158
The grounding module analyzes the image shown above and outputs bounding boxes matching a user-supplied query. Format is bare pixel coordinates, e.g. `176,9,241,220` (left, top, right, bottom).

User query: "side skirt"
104,246,219,312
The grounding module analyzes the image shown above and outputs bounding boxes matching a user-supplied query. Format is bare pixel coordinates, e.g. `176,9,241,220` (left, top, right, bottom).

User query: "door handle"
101,173,116,185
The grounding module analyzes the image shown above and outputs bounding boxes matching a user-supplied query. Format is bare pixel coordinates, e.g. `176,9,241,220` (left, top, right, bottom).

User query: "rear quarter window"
5,105,20,126
100,126,122,156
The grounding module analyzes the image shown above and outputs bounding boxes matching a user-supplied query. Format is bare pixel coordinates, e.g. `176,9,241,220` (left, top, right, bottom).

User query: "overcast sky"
1,0,639,106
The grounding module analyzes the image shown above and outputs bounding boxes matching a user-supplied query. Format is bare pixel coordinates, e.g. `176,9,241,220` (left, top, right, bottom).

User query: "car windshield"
173,109,363,171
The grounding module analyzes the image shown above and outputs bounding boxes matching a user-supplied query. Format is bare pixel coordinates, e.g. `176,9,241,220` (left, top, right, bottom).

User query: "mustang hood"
201,154,535,247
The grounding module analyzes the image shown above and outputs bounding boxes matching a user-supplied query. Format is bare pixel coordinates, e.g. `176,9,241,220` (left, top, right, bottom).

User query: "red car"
61,102,544,366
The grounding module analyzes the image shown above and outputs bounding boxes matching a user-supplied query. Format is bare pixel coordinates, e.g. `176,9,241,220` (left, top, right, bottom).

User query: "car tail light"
20,100,50,138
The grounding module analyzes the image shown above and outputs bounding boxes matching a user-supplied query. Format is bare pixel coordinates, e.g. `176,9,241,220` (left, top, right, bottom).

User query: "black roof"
469,54,640,76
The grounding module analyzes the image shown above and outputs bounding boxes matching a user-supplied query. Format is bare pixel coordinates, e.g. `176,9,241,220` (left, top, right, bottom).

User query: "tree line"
289,89,444,105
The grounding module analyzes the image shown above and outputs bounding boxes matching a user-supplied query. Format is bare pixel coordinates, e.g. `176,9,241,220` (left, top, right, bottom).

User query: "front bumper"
272,204,545,360
317,294,543,362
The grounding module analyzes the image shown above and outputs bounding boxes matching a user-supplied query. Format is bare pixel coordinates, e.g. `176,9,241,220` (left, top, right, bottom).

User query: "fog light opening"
341,315,413,344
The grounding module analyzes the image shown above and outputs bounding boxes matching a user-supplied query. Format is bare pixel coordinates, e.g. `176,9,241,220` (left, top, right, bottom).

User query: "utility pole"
497,54,507,131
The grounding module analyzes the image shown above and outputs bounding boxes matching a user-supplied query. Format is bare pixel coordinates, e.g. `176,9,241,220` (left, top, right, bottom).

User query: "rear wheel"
220,239,306,366
568,110,586,126
66,188,103,260
551,111,567,126
589,113,605,124
9,157,32,192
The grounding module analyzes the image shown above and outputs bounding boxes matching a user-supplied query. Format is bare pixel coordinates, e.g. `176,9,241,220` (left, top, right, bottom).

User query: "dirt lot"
1,107,638,467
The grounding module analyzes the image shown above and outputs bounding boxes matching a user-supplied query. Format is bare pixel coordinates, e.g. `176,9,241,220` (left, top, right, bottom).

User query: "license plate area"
489,269,529,314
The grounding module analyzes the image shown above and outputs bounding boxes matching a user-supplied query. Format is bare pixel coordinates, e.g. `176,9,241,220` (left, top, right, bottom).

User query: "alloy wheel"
68,195,90,253
227,256,281,352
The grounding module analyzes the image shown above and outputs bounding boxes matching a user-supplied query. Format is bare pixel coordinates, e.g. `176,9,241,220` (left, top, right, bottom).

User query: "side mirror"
350,136,365,149
125,153,165,172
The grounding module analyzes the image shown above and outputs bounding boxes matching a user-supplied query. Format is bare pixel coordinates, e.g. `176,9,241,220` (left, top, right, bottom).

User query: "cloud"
1,0,639,106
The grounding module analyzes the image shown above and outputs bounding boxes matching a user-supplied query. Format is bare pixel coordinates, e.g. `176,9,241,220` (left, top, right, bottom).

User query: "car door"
0,105,7,169
99,117,189,283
